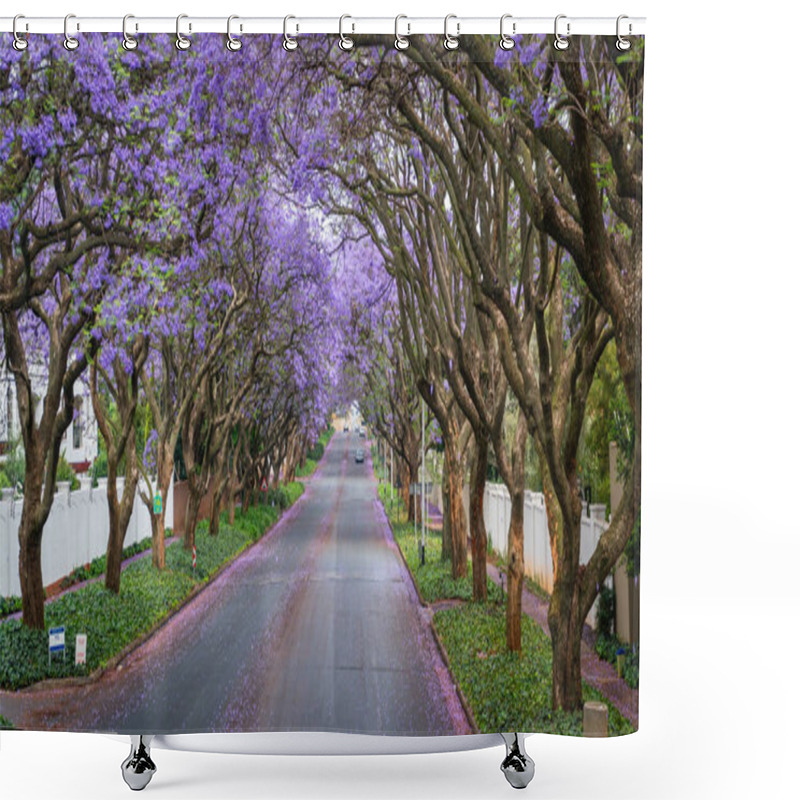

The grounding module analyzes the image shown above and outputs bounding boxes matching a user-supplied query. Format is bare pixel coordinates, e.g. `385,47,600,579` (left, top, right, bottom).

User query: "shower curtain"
0,29,642,739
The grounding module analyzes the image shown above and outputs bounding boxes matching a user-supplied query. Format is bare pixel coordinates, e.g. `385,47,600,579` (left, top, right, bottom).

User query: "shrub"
3,437,26,487
307,442,324,461
56,455,75,484
594,631,639,690
0,595,23,618
265,486,290,510
92,448,108,480
597,584,615,639
0,470,10,489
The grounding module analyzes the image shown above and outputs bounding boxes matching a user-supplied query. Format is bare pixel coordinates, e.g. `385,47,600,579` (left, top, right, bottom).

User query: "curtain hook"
12,14,28,51
283,15,298,51
227,15,242,51
175,13,191,50
339,14,354,51
122,14,138,51
443,14,459,51
64,13,79,51
616,15,632,51
395,15,409,50
499,13,515,50
553,14,570,51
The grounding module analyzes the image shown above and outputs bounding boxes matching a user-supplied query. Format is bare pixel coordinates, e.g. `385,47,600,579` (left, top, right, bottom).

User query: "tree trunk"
183,487,202,552
440,454,452,562
469,436,488,602
548,566,584,711
151,447,173,570
209,477,225,536
506,486,525,652
242,483,252,515
228,485,237,524
444,438,468,580
543,464,584,711
105,490,124,595
407,462,418,525
105,431,140,593
19,509,46,631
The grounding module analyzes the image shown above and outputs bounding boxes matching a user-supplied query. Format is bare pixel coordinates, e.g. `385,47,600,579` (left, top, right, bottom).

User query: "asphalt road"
1,432,467,736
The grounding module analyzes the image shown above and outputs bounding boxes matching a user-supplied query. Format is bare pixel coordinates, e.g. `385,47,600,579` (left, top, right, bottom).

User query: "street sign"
260,476,268,492
75,634,87,666
153,491,163,515
49,626,65,665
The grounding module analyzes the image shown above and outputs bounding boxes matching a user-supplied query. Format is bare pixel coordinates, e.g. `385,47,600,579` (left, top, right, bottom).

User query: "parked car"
359,428,366,438
354,448,365,463
343,425,349,432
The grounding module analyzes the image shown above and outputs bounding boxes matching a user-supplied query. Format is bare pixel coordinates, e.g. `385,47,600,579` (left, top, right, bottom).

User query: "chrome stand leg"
500,733,535,789
121,735,157,791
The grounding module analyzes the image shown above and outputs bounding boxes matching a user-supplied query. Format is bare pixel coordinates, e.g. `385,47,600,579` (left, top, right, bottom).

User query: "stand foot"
500,733,535,789
121,735,156,791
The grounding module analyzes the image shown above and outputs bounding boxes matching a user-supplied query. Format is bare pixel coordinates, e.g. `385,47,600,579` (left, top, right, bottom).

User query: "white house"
0,365,98,474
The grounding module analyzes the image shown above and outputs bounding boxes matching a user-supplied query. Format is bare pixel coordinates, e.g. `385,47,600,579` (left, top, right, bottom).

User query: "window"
73,396,83,450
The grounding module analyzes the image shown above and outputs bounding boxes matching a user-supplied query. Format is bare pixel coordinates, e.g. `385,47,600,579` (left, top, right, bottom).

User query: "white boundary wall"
0,477,173,597
479,483,610,628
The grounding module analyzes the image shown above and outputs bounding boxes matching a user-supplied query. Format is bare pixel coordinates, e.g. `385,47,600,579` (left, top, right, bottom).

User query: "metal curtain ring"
553,14,570,51
175,13,191,50
227,15,242,51
499,13,515,50
395,15,409,50
122,14,138,51
339,14,354,51
443,14,459,51
283,15,298,51
64,13,79,51
12,14,28,51
616,15,632,51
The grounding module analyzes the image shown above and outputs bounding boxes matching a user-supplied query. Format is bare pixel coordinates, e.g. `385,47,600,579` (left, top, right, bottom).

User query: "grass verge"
379,483,503,604
0,484,303,691
435,604,634,736
377,479,633,736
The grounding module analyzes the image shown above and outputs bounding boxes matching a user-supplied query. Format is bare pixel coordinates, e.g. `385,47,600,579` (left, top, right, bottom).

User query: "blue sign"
153,492,163,515
49,626,65,653
49,625,66,666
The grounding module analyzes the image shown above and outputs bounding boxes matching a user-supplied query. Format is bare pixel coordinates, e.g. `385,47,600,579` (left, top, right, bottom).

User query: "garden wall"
0,477,173,597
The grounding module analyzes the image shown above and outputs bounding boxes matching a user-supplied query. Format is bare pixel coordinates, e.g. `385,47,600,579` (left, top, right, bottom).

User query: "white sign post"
48,626,65,667
75,633,87,666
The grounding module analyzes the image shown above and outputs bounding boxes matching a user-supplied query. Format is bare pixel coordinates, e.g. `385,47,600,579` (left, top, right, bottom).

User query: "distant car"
359,428,366,438
354,448,365,463
343,425,349,432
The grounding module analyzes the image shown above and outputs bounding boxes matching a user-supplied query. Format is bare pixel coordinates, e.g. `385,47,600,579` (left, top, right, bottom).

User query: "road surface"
0,432,468,736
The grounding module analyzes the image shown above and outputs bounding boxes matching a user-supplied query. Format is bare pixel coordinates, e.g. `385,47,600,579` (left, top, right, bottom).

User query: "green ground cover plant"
435,603,634,736
378,484,502,603
377,479,633,735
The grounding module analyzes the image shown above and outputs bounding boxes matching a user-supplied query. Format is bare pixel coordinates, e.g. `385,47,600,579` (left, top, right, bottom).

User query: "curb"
9,484,310,695
373,489,428,608
374,494,478,734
